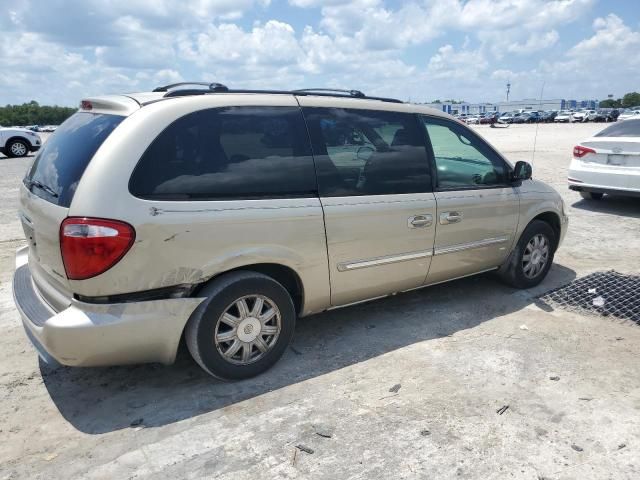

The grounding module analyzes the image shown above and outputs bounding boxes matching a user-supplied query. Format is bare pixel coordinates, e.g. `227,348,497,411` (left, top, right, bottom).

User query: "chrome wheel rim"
11,142,27,156
214,295,281,365
522,233,550,279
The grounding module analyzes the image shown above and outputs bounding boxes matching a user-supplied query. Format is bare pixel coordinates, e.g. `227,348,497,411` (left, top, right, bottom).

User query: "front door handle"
439,211,463,225
408,214,433,228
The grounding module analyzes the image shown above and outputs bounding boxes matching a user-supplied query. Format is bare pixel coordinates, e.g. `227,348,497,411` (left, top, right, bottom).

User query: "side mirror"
512,161,532,182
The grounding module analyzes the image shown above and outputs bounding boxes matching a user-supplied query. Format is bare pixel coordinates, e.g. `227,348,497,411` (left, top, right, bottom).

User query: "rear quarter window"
595,119,640,137
129,106,317,200
25,113,124,207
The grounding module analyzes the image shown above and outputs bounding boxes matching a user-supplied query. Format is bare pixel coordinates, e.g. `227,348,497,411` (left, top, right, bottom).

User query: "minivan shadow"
41,264,576,434
571,196,640,219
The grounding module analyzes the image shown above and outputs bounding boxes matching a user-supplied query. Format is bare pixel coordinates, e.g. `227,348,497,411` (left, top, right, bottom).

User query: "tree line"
598,92,640,109
0,101,76,127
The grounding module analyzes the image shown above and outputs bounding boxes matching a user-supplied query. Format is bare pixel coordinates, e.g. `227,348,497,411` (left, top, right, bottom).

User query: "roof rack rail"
152,82,229,93
147,83,403,104
293,88,366,98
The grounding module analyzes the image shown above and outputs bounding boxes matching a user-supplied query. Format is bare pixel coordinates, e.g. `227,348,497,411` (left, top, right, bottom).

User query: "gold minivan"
13,84,568,379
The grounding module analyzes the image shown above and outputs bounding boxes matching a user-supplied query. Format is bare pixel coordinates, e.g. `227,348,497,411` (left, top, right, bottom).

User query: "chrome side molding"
434,236,509,256
337,249,433,272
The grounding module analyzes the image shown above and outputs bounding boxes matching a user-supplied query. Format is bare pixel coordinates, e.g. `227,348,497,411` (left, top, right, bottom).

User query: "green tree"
621,92,640,107
599,98,621,108
0,101,75,126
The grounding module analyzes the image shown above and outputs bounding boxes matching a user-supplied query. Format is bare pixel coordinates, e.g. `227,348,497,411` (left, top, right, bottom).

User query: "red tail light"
573,145,596,158
60,218,135,280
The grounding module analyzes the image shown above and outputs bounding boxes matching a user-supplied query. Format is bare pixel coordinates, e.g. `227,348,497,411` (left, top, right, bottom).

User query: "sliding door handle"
439,212,463,225
408,214,433,228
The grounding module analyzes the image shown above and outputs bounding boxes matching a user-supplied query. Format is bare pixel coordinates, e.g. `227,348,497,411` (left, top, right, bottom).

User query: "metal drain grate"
538,271,640,324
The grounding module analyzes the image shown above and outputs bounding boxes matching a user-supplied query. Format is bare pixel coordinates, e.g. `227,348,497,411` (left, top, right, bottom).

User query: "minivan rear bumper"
13,246,204,367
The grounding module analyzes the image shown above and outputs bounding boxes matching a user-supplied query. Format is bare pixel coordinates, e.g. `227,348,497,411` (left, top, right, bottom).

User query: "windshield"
595,119,640,137
24,112,124,207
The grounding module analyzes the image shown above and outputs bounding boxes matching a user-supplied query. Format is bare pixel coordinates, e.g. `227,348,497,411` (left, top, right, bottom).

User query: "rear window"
24,113,124,207
595,119,640,137
129,106,316,200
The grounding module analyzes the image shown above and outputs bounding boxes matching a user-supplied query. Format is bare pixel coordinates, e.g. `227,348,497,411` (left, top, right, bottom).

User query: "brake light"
60,218,135,280
80,100,93,111
573,145,596,158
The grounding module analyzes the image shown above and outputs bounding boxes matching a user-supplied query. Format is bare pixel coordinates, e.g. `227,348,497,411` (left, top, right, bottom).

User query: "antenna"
531,81,545,166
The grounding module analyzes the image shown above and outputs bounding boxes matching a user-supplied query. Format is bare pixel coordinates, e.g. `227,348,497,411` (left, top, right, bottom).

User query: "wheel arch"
193,263,305,316
531,211,561,249
6,136,32,149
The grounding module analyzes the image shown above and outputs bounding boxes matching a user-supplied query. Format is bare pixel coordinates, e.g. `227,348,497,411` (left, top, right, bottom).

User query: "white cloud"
0,0,635,106
507,30,559,54
427,45,487,80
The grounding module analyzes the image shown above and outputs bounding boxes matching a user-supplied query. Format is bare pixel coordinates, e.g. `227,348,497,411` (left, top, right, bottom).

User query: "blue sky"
1,0,638,106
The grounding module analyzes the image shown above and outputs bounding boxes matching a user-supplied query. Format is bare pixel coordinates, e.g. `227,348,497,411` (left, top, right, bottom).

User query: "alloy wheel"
522,233,550,279
10,142,27,156
214,295,281,365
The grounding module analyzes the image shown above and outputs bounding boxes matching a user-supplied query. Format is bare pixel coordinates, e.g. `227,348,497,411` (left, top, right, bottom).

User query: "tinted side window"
422,116,509,189
303,107,431,196
130,107,317,200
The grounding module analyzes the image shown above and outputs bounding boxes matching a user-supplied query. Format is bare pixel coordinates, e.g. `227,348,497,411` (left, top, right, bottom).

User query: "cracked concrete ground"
1,124,639,479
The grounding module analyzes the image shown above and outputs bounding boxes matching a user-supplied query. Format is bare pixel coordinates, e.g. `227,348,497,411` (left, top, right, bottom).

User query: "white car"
617,108,640,121
554,111,573,123
0,127,42,157
585,110,599,122
568,119,640,199
498,113,514,124
573,110,597,122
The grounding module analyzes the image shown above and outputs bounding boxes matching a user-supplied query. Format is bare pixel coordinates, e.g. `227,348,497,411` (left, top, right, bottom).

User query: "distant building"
497,99,563,112
422,98,599,114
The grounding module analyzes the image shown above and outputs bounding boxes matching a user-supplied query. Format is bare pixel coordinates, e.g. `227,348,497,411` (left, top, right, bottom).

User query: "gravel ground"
1,123,639,480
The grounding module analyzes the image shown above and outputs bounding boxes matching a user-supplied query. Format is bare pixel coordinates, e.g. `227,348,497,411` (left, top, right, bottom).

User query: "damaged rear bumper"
13,246,205,367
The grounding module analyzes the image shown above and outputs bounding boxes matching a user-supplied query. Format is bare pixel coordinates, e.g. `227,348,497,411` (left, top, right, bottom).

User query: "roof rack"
149,82,403,104
152,82,229,93
293,88,366,98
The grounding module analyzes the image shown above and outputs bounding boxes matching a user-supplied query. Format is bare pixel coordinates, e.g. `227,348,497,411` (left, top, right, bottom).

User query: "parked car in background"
498,112,514,124
590,110,608,122
540,111,557,123
608,109,621,122
555,111,573,123
0,126,42,157
617,107,640,121
523,112,541,123
12,83,567,379
465,115,481,125
480,112,499,124
571,110,590,122
568,119,640,200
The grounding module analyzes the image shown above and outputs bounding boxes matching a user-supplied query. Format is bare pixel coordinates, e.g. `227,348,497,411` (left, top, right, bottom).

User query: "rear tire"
498,220,556,289
580,191,603,200
6,139,29,158
185,271,296,380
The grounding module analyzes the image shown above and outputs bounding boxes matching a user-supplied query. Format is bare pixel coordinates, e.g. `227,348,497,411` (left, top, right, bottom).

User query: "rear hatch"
581,121,640,167
581,138,640,167
20,106,129,311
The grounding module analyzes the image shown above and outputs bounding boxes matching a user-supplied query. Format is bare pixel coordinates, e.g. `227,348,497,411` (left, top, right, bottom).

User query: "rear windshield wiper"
25,179,59,198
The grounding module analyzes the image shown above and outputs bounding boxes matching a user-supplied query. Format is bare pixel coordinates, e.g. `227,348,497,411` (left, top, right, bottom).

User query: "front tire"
580,191,603,200
6,139,29,158
185,271,296,380
498,220,556,289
